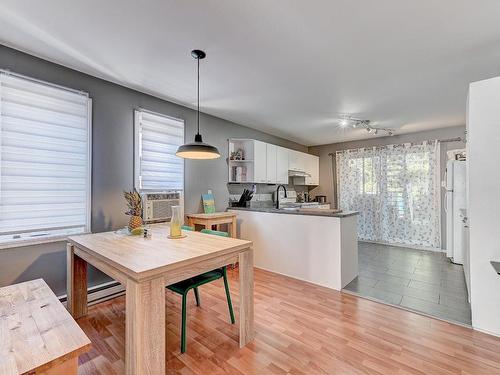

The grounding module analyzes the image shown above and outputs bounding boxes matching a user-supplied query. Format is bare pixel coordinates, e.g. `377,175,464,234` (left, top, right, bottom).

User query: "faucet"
276,185,287,209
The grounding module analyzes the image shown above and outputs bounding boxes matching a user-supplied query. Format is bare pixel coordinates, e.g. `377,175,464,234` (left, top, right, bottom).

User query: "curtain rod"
328,137,464,156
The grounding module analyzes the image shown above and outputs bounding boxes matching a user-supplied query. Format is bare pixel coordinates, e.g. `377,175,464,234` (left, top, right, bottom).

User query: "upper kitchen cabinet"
266,143,277,183
305,154,320,186
228,139,317,185
288,150,307,172
289,150,319,186
276,146,289,184
228,139,268,183
228,139,257,183
253,140,268,183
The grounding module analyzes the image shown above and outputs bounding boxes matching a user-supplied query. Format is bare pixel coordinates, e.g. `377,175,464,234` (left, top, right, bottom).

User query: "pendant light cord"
197,57,200,135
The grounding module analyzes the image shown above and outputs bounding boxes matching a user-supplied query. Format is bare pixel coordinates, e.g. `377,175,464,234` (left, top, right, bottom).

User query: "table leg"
66,244,88,319
126,276,166,375
204,222,212,231
238,248,254,347
187,217,194,228
231,217,237,238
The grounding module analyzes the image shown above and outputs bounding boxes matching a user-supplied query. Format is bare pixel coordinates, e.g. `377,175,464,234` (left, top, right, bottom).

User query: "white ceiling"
1,1,499,146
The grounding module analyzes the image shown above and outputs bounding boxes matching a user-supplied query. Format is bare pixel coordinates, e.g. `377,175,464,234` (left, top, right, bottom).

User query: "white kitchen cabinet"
276,146,289,184
289,150,307,172
253,140,268,183
266,143,277,183
228,139,317,185
228,139,255,183
305,154,320,186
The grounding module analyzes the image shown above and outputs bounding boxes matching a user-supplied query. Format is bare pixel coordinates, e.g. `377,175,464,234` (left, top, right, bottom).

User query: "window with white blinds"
134,109,184,191
0,71,92,245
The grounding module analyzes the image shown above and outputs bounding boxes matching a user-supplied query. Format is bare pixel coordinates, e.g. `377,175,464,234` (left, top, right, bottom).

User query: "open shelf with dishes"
228,139,256,183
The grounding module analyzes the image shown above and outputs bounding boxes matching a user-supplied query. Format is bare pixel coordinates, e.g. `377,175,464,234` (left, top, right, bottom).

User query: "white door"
266,143,277,183
463,216,470,302
445,160,454,258
253,140,267,183
452,161,467,264
276,146,289,184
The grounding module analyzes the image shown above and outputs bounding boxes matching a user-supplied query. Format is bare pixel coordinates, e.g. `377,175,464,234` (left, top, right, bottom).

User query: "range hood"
288,169,311,177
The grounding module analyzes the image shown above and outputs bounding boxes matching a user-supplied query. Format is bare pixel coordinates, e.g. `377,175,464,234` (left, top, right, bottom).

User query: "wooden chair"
168,227,235,353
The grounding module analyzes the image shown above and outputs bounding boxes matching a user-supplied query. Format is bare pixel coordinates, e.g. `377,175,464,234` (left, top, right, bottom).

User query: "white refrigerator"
444,160,466,264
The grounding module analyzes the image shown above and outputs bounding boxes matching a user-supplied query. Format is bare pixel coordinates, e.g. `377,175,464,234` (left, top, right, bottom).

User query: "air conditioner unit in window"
142,191,183,223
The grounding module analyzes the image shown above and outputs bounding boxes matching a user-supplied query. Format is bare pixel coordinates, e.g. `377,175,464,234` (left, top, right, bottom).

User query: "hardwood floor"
77,268,500,374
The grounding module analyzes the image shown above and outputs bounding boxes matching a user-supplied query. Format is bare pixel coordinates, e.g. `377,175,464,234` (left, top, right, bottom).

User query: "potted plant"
124,189,143,232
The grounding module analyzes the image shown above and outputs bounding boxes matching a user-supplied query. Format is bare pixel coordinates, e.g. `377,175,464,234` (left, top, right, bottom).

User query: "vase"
128,215,143,232
170,206,183,238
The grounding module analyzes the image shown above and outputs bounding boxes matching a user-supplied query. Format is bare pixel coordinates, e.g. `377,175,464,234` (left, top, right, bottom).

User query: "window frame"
0,70,92,248
133,108,185,192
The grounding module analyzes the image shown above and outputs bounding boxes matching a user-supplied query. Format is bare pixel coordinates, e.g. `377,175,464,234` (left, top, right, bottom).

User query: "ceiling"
1,1,499,146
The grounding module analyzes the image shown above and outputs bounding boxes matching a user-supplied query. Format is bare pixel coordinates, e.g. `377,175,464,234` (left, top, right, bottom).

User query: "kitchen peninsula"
228,207,358,290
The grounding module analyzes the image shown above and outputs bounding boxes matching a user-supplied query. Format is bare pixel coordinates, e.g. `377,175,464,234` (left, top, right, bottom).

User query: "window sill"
0,233,87,251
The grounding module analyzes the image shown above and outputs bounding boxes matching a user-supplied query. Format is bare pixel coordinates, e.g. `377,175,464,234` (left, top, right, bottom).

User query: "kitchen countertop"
228,206,358,218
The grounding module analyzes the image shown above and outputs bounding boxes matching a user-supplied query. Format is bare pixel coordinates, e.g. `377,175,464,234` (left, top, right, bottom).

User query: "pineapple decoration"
124,189,143,232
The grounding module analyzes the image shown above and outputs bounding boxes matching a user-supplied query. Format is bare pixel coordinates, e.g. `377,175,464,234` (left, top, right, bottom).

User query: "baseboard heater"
58,281,125,307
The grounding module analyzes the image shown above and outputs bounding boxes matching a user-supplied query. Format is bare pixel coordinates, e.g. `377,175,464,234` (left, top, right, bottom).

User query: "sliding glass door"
337,141,441,249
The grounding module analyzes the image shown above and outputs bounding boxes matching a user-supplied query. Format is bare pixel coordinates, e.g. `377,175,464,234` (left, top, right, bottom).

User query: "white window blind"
134,109,184,191
0,71,92,245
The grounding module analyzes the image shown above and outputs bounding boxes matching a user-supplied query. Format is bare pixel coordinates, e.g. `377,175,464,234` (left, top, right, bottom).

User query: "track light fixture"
337,115,394,136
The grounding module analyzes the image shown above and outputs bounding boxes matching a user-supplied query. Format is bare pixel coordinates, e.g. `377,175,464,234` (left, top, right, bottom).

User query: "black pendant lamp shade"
176,50,220,159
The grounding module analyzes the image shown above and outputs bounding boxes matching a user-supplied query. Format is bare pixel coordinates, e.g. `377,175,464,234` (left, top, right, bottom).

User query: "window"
350,156,379,195
0,71,92,245
134,109,184,191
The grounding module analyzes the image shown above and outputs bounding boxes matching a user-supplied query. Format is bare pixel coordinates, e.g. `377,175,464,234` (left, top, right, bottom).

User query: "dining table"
185,211,238,238
66,224,254,375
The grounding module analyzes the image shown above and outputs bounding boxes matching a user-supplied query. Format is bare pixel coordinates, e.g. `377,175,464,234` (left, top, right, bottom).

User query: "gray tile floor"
344,242,472,325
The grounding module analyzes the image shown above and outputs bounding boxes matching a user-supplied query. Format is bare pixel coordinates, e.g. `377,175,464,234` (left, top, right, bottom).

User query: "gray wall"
0,44,307,295
308,126,466,249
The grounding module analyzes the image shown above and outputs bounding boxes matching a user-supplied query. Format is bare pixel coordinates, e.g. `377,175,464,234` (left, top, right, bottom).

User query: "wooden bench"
0,279,91,374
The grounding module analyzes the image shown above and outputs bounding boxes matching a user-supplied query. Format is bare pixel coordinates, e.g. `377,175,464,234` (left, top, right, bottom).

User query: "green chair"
167,228,235,353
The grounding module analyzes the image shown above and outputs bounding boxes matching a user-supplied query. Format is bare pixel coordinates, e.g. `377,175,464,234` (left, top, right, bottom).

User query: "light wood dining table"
66,224,254,375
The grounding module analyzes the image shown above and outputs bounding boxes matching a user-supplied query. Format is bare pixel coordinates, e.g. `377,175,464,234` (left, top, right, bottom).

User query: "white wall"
467,76,500,336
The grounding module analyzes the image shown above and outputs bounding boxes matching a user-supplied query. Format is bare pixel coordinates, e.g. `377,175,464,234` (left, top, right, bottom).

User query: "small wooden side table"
186,212,237,238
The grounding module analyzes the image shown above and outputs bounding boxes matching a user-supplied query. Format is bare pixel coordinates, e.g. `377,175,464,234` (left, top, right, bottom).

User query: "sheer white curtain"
337,141,441,249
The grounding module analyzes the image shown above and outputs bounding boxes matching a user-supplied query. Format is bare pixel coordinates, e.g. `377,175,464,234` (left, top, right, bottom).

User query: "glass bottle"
170,205,182,238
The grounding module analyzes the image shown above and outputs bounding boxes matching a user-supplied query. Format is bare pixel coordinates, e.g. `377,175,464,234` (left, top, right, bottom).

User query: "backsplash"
227,183,307,205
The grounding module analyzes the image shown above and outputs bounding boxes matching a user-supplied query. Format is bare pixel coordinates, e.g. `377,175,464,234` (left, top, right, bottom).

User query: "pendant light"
176,49,221,159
